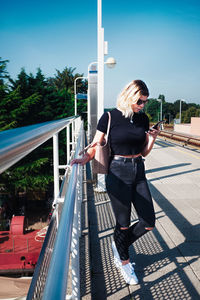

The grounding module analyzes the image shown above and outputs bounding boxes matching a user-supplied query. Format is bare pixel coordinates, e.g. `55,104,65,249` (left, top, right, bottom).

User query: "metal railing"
0,116,85,299
0,117,74,173
159,129,200,148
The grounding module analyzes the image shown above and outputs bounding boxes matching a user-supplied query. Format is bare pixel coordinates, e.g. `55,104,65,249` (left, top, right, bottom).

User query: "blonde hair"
116,80,149,118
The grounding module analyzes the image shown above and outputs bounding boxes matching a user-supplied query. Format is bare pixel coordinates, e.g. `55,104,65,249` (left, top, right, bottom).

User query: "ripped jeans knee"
114,223,130,261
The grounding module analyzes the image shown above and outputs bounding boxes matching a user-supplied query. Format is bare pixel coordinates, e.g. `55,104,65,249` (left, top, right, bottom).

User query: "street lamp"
180,99,182,124
97,0,117,192
74,76,87,116
97,1,118,119
88,57,116,71
97,0,104,121
157,98,163,121
105,57,117,68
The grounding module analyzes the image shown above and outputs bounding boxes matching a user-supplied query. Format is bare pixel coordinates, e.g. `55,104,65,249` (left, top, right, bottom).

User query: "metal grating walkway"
80,139,200,300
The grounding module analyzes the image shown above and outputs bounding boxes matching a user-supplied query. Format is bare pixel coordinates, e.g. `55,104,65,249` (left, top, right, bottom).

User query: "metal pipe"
0,117,75,174
53,133,59,201
67,124,70,165
97,0,104,120
74,77,88,116
42,127,83,300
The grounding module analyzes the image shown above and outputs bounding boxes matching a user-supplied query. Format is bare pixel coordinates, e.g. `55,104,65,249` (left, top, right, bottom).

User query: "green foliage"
145,97,200,123
145,98,160,122
0,60,87,206
176,107,200,123
0,86,41,130
0,57,9,83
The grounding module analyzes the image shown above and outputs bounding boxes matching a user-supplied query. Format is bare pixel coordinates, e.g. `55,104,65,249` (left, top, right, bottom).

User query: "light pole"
74,77,87,116
97,0,117,192
179,99,182,124
168,113,171,124
157,98,162,120
97,0,105,121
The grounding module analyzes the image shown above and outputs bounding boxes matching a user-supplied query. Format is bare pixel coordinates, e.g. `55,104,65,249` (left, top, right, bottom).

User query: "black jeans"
106,156,155,261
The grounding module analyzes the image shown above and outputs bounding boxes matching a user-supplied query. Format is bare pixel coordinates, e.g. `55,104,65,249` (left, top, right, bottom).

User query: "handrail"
0,117,75,173
159,129,200,147
0,115,84,299
42,124,84,300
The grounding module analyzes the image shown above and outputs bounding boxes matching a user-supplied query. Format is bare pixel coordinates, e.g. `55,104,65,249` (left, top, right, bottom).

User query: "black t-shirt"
97,108,149,155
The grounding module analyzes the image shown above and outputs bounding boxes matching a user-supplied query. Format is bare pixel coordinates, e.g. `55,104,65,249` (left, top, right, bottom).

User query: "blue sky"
1,0,200,107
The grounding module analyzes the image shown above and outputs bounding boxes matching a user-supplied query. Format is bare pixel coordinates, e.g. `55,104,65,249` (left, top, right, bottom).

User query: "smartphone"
150,120,165,130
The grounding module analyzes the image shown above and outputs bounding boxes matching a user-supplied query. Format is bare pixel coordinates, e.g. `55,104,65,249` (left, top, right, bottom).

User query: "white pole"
66,125,70,165
96,0,107,192
97,0,104,120
160,100,162,120
74,76,87,116
53,134,59,201
75,94,77,116
180,99,182,123
74,79,78,116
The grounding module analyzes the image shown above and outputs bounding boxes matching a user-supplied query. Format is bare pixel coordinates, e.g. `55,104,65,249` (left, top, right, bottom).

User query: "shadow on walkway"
80,163,200,299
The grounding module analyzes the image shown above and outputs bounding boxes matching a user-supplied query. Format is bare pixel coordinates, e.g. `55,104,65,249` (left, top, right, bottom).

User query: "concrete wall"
174,124,191,134
174,117,200,137
191,117,200,136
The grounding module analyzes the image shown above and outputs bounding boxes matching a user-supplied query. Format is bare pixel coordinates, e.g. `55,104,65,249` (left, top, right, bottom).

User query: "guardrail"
159,130,200,148
0,117,75,173
27,125,84,300
0,116,85,299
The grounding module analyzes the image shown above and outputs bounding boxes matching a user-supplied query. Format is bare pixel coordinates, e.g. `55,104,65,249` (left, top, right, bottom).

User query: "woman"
71,80,159,285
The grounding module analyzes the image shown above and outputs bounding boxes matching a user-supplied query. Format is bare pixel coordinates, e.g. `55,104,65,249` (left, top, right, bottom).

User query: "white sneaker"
112,241,122,268
119,262,138,285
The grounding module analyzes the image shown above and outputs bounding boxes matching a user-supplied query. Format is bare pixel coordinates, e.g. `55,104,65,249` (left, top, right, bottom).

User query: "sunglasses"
136,99,148,106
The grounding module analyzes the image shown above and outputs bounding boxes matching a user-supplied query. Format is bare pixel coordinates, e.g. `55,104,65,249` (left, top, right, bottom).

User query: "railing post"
53,133,59,201
66,125,70,165
72,121,75,151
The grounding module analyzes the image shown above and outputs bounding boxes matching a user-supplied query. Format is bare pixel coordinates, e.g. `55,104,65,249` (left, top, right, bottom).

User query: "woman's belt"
112,155,142,163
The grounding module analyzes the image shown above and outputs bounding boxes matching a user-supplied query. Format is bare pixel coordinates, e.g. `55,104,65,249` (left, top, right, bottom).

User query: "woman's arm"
141,129,160,157
71,130,105,166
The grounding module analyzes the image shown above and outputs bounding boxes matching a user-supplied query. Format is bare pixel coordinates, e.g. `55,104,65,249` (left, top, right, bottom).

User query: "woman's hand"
148,128,160,139
141,128,160,157
71,130,105,167
71,153,91,166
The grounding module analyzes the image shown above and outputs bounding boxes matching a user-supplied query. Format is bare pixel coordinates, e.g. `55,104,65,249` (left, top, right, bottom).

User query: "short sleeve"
97,112,109,133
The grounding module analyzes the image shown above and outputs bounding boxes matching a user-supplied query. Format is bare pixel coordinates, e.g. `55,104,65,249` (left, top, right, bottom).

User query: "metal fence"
0,116,85,299
159,129,200,148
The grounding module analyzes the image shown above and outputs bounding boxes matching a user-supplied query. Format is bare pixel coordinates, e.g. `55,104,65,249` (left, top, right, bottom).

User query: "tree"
0,64,88,208
0,57,9,83
0,58,9,101
176,107,200,123
145,98,160,122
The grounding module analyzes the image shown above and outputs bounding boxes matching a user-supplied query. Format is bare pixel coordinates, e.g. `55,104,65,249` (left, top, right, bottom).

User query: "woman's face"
131,95,148,113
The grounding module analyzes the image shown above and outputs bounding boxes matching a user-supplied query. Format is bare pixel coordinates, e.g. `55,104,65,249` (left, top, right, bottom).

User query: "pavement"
0,276,31,299
80,138,200,300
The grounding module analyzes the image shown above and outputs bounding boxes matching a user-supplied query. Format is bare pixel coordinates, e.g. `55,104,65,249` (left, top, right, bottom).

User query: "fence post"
53,133,59,201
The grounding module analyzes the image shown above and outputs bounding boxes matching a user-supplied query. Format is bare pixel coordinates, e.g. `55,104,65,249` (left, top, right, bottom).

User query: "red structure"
0,216,44,274
10,216,25,235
